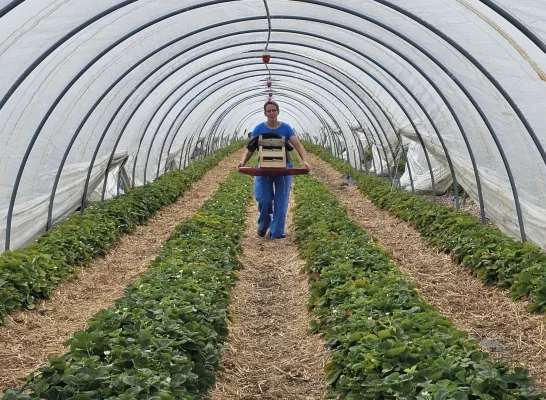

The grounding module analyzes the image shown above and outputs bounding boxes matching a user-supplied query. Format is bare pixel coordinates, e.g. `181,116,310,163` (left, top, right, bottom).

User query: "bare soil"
209,195,329,399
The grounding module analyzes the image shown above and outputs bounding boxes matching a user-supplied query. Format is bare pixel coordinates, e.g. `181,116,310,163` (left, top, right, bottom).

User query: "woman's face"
265,105,279,122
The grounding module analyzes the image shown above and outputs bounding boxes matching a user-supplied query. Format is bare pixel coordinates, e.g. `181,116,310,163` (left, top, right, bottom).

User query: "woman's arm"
289,135,311,170
238,148,254,168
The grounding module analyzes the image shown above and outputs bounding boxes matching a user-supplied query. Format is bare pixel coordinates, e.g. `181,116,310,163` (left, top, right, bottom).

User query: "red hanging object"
266,81,272,87
262,51,271,64
268,91,273,97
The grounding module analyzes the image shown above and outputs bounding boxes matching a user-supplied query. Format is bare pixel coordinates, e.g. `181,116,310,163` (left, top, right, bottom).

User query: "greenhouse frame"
1,1,546,398
1,0,545,250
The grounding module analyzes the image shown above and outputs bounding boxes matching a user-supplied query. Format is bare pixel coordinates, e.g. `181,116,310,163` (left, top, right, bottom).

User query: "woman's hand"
289,136,311,171
238,149,253,169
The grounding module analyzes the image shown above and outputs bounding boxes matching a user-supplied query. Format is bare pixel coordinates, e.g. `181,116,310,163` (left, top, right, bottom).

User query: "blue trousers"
254,172,292,238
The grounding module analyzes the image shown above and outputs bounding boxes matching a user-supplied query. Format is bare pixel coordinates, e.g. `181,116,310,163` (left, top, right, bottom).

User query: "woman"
238,100,311,239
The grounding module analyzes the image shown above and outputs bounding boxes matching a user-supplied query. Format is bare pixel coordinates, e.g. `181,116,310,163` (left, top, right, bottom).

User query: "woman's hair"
263,100,279,113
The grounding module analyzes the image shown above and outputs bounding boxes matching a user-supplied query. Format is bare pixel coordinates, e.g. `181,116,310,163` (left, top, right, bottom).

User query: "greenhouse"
1,0,546,398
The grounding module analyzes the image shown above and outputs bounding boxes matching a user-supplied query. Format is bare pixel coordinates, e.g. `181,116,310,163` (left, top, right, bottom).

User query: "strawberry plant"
3,170,253,399
305,142,546,313
293,174,545,399
0,142,244,324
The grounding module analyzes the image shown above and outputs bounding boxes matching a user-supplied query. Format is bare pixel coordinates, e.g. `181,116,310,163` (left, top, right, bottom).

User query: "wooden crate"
258,136,286,168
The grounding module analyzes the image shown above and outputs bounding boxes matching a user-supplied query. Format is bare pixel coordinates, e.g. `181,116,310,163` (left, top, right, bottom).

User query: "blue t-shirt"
251,122,295,141
251,122,295,165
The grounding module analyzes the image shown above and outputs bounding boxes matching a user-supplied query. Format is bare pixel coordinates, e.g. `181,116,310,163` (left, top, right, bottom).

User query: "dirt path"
308,154,546,390
209,195,329,399
0,151,243,393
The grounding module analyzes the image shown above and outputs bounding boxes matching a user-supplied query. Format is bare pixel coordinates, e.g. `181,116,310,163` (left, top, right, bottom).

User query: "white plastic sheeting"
0,0,545,250
88,153,130,203
399,139,454,195
398,121,453,195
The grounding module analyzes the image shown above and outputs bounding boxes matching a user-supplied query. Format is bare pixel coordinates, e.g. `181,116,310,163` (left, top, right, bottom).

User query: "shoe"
257,229,267,237
269,234,286,240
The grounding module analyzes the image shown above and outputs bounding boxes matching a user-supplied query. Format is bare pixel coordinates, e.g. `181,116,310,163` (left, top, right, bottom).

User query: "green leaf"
121,375,142,387
2,389,30,400
377,329,391,339
455,371,467,384
138,329,152,349
385,346,406,358
325,369,342,385
383,362,394,373
433,389,450,400
170,373,187,387
35,378,50,396
451,392,469,400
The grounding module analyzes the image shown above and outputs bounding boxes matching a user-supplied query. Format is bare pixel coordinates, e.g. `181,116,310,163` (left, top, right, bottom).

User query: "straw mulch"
0,151,244,393
209,195,329,399
308,154,546,390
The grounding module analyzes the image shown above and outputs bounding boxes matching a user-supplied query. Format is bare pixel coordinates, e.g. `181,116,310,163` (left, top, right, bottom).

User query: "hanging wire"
262,0,273,96
263,0,272,51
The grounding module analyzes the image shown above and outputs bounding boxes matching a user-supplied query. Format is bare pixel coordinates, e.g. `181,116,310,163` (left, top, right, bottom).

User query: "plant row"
292,174,544,399
3,169,253,400
305,142,546,313
0,142,244,324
